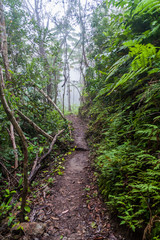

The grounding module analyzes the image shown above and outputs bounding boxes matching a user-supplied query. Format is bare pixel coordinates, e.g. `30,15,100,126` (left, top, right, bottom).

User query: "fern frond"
107,67,149,95
105,54,130,81
107,43,160,95
133,0,160,15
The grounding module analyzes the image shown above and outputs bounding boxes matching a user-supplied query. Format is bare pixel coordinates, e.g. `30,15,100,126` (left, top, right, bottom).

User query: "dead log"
17,110,54,141
29,129,64,183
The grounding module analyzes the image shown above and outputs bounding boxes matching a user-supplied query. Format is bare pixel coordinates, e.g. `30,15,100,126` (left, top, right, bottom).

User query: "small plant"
91,222,97,229
47,177,55,184
8,213,16,226
31,181,39,187
85,186,91,191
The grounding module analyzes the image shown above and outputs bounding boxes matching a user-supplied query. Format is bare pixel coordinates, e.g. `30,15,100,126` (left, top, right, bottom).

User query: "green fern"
108,67,149,95
130,44,157,71
107,43,160,95
133,0,160,15
105,54,130,80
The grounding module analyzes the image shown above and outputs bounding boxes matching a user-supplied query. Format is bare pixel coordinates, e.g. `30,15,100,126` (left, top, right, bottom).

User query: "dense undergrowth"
0,0,73,226
0,102,71,225
82,0,160,239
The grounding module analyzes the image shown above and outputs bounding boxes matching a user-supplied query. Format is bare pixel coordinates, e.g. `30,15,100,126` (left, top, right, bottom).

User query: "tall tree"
0,1,28,221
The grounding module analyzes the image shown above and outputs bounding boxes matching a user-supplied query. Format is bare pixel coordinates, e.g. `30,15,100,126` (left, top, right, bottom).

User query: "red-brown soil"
23,115,127,240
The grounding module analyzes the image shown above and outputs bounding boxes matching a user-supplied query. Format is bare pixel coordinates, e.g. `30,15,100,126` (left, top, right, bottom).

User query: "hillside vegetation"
84,0,160,239
1,0,160,239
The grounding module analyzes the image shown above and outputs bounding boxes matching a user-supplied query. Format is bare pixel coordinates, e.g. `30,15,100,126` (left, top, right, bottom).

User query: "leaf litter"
16,115,127,240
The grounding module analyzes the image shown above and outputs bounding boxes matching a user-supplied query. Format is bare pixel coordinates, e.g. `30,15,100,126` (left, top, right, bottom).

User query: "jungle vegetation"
0,0,94,223
84,0,160,239
0,0,160,239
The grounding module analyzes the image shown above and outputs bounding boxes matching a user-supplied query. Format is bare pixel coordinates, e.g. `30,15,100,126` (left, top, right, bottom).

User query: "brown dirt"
27,115,127,240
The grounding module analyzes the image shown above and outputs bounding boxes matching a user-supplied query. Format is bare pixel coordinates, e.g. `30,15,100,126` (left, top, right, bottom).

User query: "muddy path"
28,115,126,240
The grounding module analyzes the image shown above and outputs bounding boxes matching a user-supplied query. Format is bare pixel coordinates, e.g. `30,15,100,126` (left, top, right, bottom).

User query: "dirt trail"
29,115,126,240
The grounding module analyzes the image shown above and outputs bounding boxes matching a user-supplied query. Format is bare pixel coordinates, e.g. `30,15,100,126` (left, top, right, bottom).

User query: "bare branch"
29,129,64,183
17,110,54,141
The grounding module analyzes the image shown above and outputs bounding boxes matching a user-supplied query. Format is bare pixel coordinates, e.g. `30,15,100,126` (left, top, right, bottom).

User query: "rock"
37,210,45,220
62,237,68,240
22,236,28,240
47,225,57,234
12,222,47,237
43,233,50,237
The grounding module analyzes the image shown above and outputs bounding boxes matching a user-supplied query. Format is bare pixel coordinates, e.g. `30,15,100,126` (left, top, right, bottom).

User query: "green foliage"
0,0,71,226
85,0,160,238
0,189,16,224
134,0,160,15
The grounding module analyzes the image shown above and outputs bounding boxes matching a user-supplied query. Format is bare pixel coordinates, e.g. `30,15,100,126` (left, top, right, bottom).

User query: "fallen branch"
29,129,64,183
17,110,54,141
0,161,19,186
0,160,10,184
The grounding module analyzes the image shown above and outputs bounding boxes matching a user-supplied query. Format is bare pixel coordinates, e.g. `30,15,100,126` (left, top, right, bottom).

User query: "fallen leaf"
51,217,59,220
59,209,69,216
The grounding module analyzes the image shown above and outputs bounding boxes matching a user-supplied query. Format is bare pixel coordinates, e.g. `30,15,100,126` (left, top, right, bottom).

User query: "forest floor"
8,115,128,240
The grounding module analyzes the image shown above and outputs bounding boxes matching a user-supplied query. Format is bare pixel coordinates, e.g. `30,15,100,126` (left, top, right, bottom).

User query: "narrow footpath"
28,115,126,240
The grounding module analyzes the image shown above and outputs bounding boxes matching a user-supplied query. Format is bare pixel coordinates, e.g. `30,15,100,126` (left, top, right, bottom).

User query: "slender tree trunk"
78,0,89,69
67,63,71,112
67,80,71,112
10,123,19,170
0,2,28,221
54,72,58,104
63,84,66,114
63,37,72,112
0,68,28,222
70,83,84,105
0,1,11,83
7,123,19,176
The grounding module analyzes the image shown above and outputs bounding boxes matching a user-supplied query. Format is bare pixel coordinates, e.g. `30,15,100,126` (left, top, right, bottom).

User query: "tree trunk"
8,123,19,171
78,0,89,69
0,2,28,221
0,1,11,83
54,72,58,104
63,84,66,114
67,78,71,112
0,68,28,222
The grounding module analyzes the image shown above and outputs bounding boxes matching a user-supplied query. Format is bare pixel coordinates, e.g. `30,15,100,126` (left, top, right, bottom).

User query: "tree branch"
0,67,28,222
17,110,54,141
29,129,64,183
33,84,66,121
